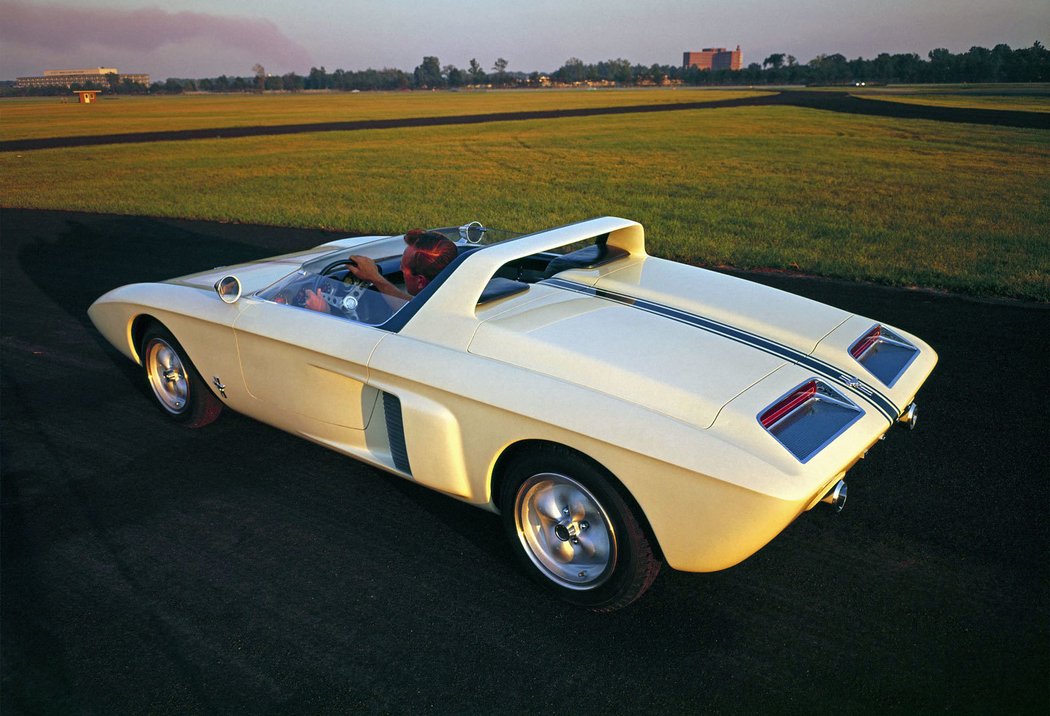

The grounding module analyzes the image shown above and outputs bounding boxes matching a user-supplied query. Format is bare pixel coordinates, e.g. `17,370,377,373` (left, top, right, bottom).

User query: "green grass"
1,95,1047,300
0,88,768,141
856,93,1050,113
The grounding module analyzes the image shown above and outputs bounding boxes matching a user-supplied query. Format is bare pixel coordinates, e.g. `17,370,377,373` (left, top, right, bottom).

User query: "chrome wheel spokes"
514,473,617,590
146,339,189,414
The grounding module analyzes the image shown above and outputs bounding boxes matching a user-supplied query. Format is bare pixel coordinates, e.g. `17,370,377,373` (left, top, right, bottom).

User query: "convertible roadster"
89,217,937,610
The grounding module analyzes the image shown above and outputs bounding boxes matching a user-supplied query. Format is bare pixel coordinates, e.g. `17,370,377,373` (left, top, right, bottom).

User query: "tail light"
759,380,864,463
850,325,882,358
760,380,817,429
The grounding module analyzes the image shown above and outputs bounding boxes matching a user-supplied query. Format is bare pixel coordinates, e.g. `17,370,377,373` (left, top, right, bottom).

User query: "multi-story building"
16,67,150,89
683,47,743,72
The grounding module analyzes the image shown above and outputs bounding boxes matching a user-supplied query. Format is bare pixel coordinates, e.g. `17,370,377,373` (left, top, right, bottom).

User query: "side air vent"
478,277,529,305
849,324,920,388
383,392,412,475
759,380,864,463
542,235,626,278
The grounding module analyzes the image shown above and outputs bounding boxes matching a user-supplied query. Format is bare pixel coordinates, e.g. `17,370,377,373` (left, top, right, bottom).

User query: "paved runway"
2,209,1047,713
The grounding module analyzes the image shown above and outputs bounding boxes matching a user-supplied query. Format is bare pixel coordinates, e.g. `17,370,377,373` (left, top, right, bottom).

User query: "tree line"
553,43,1047,86
3,42,1046,97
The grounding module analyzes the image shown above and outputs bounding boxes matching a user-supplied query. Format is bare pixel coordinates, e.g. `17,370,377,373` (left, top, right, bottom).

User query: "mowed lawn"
856,85,1050,113
1,95,1047,300
0,89,768,141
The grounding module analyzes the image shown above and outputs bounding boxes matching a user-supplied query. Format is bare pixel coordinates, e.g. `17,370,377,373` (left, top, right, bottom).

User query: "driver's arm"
347,255,412,302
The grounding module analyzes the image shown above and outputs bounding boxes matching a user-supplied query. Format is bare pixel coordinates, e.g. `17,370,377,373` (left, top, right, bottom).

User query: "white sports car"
89,217,937,611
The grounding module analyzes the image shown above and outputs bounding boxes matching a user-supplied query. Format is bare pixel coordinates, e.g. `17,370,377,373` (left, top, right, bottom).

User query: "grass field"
2,90,1047,300
856,90,1050,113
0,89,767,141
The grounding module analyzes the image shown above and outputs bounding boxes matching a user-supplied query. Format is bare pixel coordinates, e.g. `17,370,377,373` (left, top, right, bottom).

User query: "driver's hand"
303,288,330,313
347,255,382,284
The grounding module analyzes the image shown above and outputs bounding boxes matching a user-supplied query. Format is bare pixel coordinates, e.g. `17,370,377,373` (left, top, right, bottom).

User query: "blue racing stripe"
542,277,899,425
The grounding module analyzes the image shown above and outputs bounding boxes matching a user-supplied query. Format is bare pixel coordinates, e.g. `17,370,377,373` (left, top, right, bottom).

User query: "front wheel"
140,324,223,428
500,446,661,611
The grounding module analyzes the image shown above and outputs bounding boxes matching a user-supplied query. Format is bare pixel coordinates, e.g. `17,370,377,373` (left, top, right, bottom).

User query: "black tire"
139,323,223,428
499,445,661,612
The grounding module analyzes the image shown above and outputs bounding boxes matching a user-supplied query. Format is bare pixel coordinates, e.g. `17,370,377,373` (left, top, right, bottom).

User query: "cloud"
0,1,313,77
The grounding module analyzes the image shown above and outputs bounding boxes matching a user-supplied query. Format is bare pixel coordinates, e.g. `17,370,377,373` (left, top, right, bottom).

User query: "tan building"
683,46,743,71
16,67,150,89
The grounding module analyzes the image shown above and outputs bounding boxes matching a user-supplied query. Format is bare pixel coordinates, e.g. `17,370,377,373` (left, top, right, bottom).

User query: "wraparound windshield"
253,222,608,326
256,266,404,325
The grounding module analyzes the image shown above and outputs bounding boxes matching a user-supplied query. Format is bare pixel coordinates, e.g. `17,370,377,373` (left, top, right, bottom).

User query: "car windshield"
255,223,528,325
256,266,403,325
428,223,526,247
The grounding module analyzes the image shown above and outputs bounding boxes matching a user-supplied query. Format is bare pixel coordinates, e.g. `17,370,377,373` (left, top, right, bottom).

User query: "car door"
232,299,386,437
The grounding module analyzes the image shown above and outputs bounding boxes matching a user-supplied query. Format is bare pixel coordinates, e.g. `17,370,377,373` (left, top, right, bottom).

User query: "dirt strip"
2,90,1046,152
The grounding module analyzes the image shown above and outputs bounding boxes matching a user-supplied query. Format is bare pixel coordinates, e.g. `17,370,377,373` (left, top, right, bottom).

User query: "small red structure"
74,90,99,104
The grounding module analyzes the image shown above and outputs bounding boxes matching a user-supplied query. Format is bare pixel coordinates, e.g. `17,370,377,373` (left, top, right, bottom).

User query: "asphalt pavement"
2,209,1048,714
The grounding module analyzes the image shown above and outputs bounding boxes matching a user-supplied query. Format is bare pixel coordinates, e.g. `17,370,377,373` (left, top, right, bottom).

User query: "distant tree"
1016,41,1049,82
443,64,465,87
808,53,850,83
468,58,487,84
605,58,632,84
492,57,509,85
763,53,785,70
414,56,444,88
927,47,955,82
280,72,304,91
870,52,894,81
306,67,328,90
120,77,149,94
848,56,869,82
894,53,923,82
555,57,586,83
252,63,266,92
163,77,184,94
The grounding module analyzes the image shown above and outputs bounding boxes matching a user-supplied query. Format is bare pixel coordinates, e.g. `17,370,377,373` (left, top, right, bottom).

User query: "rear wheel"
500,446,661,611
140,324,223,428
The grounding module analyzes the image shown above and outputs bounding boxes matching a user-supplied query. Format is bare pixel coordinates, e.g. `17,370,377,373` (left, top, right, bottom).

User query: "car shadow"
11,209,345,329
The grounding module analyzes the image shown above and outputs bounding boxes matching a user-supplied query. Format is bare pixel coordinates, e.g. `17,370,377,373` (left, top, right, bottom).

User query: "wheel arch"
489,439,666,562
130,313,162,363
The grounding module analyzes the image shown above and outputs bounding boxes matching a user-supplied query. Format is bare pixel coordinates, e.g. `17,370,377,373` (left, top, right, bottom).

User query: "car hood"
164,245,348,295
468,258,854,430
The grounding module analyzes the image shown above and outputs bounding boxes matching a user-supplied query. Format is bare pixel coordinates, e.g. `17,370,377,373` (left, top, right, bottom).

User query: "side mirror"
214,275,242,304
459,221,485,244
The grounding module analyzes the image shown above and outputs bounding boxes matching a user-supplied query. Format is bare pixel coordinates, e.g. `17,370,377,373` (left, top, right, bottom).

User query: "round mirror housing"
214,275,242,304
459,221,485,244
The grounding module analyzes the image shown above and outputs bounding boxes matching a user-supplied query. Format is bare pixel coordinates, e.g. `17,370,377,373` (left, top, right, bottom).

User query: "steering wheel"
304,273,366,321
317,259,372,318
320,258,357,277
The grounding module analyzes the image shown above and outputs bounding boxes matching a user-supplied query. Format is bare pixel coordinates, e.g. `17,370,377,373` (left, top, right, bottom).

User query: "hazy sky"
2,0,1047,80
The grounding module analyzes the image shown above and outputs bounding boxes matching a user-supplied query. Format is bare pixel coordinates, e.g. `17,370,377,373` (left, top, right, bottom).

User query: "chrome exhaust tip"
898,402,918,430
821,480,847,512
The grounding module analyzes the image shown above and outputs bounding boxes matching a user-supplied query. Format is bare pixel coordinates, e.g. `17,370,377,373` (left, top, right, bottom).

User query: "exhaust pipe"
821,480,847,512
898,402,918,430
